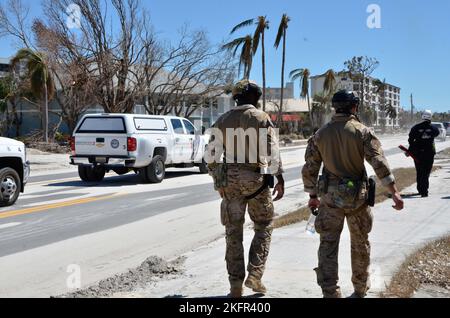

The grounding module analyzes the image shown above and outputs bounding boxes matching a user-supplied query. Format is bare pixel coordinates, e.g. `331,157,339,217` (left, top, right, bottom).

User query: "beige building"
266,82,295,100
311,72,401,127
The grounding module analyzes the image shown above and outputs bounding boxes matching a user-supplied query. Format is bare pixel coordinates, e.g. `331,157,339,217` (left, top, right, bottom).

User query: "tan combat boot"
322,288,342,298
348,290,367,298
244,275,267,294
228,281,243,298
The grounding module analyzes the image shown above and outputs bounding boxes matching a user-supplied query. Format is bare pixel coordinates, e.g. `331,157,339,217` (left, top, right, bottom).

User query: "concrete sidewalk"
125,161,450,298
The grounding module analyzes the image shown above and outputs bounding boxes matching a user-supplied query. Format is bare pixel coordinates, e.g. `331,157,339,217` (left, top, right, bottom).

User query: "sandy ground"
27,148,73,174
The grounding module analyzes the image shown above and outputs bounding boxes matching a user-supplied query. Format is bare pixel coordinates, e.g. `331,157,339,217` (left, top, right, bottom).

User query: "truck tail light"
127,137,137,152
70,137,76,154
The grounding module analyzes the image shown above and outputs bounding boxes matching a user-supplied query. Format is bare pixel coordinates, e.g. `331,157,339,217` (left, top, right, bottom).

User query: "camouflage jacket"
302,113,395,196
206,104,283,181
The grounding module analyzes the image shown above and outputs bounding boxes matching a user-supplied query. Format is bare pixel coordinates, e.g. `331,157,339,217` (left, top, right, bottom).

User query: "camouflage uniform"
207,86,283,289
221,165,274,286
302,113,395,297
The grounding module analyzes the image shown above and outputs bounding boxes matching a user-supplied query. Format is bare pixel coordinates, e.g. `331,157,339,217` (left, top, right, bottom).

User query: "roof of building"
311,72,401,89
0,57,10,65
265,98,310,113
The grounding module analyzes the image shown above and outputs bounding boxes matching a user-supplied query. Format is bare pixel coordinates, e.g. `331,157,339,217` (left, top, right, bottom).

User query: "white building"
311,72,401,127
0,58,11,78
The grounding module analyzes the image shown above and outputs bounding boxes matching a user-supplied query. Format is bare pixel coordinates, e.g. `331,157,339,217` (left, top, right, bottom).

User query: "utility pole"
410,94,414,124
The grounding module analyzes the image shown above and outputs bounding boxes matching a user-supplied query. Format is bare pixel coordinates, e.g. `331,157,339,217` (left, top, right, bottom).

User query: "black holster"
367,176,376,207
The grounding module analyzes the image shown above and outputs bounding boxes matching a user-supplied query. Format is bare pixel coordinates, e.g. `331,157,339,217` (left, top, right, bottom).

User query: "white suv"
431,122,447,142
443,122,450,136
0,137,30,207
70,114,209,183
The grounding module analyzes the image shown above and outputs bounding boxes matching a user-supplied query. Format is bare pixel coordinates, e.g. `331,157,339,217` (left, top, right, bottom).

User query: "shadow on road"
164,293,265,299
400,193,420,199
46,171,203,188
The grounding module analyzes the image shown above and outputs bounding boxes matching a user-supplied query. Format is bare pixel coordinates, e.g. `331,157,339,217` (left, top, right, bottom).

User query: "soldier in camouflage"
302,90,404,298
206,80,285,298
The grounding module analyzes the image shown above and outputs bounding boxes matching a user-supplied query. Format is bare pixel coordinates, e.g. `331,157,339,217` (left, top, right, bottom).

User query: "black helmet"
232,79,262,100
332,90,360,113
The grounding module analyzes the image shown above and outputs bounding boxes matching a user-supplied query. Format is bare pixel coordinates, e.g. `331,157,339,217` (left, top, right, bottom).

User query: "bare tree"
40,0,147,113
344,56,379,124
32,20,97,133
0,0,35,49
140,27,235,117
2,0,236,136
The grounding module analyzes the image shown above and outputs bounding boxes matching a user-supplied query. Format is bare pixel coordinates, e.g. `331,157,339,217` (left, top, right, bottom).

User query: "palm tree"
323,69,336,96
313,93,331,127
222,35,253,79
289,68,312,125
274,14,290,126
253,16,269,111
373,78,387,128
229,17,270,110
11,48,55,142
385,104,397,129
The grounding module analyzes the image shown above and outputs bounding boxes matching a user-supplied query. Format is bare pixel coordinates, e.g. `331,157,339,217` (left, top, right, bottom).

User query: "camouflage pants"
220,166,274,287
314,193,373,297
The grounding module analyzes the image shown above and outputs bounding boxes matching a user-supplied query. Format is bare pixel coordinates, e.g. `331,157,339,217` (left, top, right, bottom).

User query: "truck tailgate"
75,134,129,156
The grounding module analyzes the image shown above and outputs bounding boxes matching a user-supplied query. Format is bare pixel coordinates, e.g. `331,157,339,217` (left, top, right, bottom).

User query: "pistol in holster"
317,173,329,197
366,176,376,207
214,163,228,190
267,175,275,189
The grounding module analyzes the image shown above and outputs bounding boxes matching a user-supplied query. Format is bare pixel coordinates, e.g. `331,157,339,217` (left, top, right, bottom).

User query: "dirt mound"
382,236,450,298
59,256,185,298
26,142,70,154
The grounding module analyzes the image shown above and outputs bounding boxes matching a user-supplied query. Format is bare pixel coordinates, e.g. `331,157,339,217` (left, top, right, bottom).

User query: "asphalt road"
0,133,447,297
0,166,304,257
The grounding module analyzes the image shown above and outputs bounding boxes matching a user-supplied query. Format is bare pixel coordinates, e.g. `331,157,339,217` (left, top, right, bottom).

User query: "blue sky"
1,0,449,112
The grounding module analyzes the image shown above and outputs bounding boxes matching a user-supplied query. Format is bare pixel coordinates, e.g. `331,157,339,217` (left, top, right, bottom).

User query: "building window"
134,105,147,114
0,63,9,73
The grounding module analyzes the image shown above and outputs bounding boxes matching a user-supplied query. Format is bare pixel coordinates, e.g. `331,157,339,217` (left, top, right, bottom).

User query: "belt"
225,164,260,172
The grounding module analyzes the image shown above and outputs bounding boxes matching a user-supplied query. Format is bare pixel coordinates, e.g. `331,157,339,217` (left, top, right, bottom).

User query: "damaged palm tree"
222,35,253,80
11,48,55,142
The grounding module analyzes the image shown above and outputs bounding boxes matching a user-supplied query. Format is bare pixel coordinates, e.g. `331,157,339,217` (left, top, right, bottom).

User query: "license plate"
96,157,107,163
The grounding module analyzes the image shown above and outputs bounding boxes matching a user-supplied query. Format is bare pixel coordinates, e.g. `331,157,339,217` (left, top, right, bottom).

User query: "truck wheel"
87,166,106,182
78,166,91,182
142,155,165,183
198,159,208,174
113,167,130,176
78,166,105,182
0,167,21,207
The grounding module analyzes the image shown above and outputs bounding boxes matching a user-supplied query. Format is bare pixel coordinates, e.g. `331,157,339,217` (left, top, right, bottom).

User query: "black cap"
332,90,360,112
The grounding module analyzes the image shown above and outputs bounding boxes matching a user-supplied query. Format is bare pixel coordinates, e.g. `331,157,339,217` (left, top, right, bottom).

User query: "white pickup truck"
0,137,30,207
70,114,209,183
